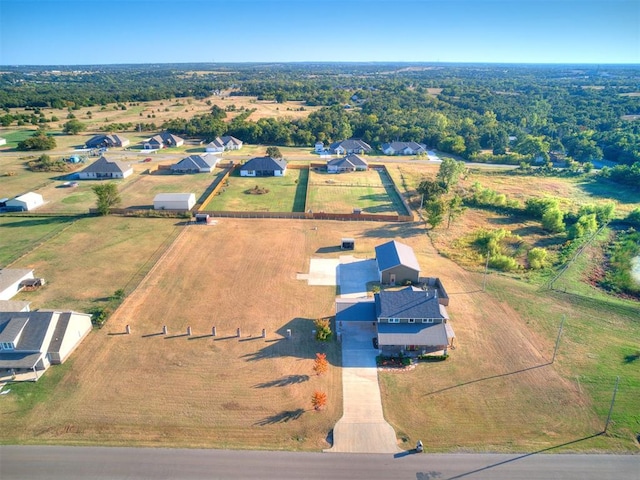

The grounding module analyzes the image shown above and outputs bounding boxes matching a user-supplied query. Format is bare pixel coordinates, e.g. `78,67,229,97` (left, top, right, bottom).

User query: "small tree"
311,391,327,410
63,118,86,135
436,157,466,191
92,183,121,215
541,207,565,233
424,198,446,228
266,146,283,159
447,194,466,229
314,318,332,341
313,353,328,376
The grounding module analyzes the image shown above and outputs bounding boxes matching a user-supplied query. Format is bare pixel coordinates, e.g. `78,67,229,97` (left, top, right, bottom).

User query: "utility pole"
482,250,490,291
552,315,565,363
604,376,620,434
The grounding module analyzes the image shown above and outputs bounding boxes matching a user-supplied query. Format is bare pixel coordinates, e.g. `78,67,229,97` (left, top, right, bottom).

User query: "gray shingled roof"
0,311,54,351
240,156,287,172
80,156,131,174
47,312,71,354
329,139,372,152
0,351,43,369
375,288,446,320
171,155,217,171
375,240,420,273
327,154,368,169
377,322,448,346
381,141,426,152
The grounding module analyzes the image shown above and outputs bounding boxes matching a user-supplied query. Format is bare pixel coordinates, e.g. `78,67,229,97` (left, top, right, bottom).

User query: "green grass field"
201,169,307,212
0,215,79,267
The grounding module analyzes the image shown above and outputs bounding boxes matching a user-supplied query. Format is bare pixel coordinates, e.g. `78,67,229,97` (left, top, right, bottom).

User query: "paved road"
1,446,637,479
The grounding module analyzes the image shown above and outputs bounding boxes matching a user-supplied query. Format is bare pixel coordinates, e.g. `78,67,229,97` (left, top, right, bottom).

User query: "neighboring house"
0,269,35,301
171,154,220,174
329,139,372,155
239,156,287,177
85,134,130,149
78,156,133,179
0,310,92,381
6,192,44,212
375,240,420,285
314,141,325,153
381,141,427,156
327,154,368,173
144,132,184,149
153,193,196,211
374,287,454,355
0,301,31,312
205,136,243,153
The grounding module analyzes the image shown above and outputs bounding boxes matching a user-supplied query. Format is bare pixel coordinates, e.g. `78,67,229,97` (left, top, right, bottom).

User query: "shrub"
417,354,449,362
541,207,565,233
527,247,548,269
625,208,640,227
314,318,332,341
489,254,519,272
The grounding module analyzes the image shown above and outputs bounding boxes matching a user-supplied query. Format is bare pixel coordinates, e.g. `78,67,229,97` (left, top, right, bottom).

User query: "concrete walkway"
326,322,400,453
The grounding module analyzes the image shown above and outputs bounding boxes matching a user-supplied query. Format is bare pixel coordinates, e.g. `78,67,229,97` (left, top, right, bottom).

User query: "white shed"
0,269,35,301
6,192,44,211
153,193,196,211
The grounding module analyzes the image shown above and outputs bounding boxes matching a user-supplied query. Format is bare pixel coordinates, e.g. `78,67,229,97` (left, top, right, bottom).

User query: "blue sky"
0,0,638,65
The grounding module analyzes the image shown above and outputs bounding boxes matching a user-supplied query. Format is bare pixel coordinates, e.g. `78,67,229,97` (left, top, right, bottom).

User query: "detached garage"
6,192,44,211
153,193,196,211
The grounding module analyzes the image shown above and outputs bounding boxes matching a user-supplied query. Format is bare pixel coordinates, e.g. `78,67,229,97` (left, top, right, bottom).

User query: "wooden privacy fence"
195,164,237,211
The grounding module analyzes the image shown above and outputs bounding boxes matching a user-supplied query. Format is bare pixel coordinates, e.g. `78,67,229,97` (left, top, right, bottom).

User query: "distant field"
201,168,306,212
306,169,408,215
2,95,321,141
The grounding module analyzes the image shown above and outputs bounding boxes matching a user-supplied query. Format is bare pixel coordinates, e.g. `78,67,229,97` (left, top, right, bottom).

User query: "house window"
408,319,415,323
1,342,14,350
388,318,399,323
422,319,434,324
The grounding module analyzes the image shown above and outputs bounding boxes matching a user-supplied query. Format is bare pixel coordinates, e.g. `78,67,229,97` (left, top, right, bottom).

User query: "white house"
0,269,35,301
205,136,243,153
381,141,427,156
153,193,196,211
78,156,133,180
327,154,368,173
314,141,325,153
329,139,372,155
0,310,92,381
0,137,7,146
171,154,220,174
6,192,44,211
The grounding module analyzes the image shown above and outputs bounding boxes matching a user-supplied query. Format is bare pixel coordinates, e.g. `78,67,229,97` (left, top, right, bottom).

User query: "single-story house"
153,193,196,211
5,192,44,212
375,287,454,355
144,132,184,149
327,154,368,173
375,240,420,285
0,269,35,301
205,136,243,153
314,141,325,153
240,156,287,177
0,310,92,381
381,141,427,156
85,134,130,149
78,156,133,180
329,139,372,155
171,154,220,174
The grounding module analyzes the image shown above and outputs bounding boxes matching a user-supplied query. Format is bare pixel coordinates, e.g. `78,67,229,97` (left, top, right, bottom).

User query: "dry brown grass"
4,219,392,450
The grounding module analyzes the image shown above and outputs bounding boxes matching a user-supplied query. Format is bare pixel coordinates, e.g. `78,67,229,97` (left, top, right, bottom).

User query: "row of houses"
315,139,429,156
84,132,424,157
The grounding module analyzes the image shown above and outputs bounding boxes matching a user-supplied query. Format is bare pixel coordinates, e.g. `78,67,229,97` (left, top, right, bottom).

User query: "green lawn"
0,129,35,149
0,215,79,267
201,169,306,212
307,169,408,215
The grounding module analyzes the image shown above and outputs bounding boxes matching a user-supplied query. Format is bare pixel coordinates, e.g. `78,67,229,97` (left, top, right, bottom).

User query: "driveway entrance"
326,322,400,453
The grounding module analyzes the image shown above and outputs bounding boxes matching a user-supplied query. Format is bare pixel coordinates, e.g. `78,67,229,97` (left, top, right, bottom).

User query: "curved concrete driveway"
327,322,400,453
